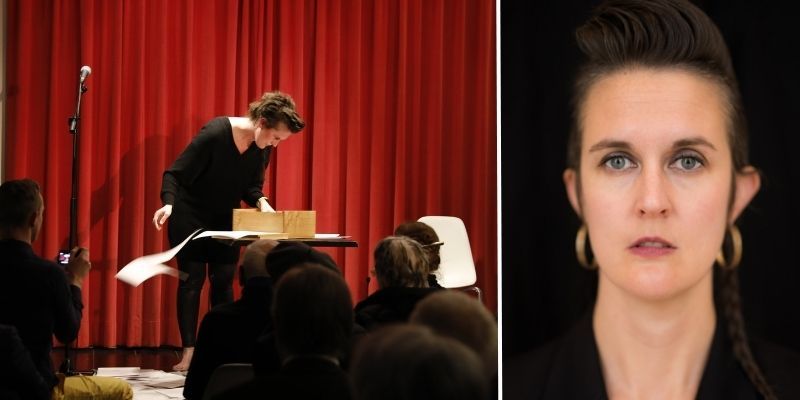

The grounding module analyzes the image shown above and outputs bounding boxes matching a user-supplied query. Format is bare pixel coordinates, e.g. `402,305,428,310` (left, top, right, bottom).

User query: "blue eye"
604,155,634,170
672,154,704,171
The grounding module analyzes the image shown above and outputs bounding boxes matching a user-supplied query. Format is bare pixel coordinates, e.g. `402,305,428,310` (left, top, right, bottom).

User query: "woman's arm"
242,148,271,209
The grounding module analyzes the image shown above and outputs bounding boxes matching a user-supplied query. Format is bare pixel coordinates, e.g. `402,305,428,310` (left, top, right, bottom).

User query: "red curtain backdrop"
5,0,496,347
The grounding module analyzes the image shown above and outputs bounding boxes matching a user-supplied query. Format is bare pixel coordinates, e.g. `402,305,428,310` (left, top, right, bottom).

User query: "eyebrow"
588,137,717,153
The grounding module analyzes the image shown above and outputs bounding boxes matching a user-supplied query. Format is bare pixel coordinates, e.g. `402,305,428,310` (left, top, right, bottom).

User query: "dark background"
501,0,800,359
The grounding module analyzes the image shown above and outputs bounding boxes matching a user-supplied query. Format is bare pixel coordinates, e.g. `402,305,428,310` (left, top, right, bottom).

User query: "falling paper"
115,229,201,286
116,264,184,287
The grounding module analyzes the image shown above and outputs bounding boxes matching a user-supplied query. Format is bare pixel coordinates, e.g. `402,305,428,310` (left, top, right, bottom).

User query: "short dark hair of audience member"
272,264,354,362
250,242,347,375
247,91,306,133
393,222,441,272
0,179,43,237
266,241,340,284
237,239,278,287
373,236,430,289
410,290,497,377
350,324,488,400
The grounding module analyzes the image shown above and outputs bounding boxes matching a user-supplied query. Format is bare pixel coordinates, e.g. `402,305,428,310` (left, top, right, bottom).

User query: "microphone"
79,66,92,83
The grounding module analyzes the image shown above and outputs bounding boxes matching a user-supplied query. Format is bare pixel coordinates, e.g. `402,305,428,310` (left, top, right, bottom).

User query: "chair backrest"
417,216,476,288
202,363,255,400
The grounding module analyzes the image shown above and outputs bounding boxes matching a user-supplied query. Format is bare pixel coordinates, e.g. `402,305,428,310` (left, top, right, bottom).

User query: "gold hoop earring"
575,225,597,270
715,225,742,270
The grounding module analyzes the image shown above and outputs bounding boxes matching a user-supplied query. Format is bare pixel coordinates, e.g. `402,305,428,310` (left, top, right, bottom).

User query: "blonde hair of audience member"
372,236,430,289
350,324,488,400
562,0,772,398
410,290,497,376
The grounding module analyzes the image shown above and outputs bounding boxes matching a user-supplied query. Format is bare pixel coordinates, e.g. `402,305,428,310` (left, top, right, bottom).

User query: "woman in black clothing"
505,0,799,398
152,91,304,370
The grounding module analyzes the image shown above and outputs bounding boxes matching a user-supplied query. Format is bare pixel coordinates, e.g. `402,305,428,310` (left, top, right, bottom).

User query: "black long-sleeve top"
0,239,84,388
160,117,271,257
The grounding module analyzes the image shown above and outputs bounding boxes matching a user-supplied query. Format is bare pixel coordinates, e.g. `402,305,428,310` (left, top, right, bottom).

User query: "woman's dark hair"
569,1,775,398
394,221,442,272
373,236,430,289
248,91,305,133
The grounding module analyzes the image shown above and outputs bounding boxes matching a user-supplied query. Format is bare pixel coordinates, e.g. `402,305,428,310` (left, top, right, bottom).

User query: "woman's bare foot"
172,347,194,371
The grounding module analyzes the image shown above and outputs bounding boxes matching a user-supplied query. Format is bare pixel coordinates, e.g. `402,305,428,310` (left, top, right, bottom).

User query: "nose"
634,165,671,217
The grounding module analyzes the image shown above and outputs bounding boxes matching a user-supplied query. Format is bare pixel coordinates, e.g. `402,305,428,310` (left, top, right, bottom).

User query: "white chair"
202,363,255,400
417,216,482,302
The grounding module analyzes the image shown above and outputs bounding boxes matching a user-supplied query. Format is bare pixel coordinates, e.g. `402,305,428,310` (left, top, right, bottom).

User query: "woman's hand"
153,205,173,230
258,197,275,213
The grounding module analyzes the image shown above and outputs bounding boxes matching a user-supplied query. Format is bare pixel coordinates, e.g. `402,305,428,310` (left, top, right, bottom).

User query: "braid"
718,267,778,400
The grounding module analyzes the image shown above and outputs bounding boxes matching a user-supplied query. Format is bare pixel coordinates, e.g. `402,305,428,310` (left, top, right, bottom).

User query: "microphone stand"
60,75,88,376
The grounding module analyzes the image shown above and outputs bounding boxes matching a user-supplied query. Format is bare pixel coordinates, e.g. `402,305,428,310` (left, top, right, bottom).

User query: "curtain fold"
5,0,496,347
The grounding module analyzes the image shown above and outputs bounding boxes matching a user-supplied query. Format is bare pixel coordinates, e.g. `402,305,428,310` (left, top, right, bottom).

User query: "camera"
57,250,71,265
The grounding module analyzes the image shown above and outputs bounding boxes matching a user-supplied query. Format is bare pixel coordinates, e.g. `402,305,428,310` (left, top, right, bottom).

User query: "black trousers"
176,260,236,347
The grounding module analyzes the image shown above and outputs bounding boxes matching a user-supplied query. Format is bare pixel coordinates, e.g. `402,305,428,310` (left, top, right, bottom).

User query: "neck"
0,228,32,244
230,116,257,144
594,272,716,400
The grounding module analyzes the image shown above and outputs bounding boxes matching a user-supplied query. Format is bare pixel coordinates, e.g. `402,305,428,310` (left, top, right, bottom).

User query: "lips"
629,237,676,257
630,237,675,249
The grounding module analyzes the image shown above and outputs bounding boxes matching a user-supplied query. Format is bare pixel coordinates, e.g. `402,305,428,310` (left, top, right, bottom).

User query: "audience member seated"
354,236,441,330
410,290,498,377
350,324,488,400
213,264,354,399
251,241,356,374
0,323,50,400
0,179,132,399
394,221,443,288
183,239,279,400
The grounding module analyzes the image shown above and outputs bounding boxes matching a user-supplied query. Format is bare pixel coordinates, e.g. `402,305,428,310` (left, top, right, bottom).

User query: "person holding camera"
0,178,131,399
152,91,305,370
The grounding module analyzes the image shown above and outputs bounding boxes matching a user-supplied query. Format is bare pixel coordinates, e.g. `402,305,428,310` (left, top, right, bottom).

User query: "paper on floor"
96,367,141,377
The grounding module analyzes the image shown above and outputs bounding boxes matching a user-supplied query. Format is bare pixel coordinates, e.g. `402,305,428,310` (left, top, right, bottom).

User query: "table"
212,236,358,248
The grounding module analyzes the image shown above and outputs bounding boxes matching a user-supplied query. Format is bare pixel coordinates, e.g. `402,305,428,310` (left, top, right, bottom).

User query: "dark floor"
51,347,184,373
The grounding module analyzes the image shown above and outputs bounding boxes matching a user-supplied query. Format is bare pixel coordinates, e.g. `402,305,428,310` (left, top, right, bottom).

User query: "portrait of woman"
503,0,800,398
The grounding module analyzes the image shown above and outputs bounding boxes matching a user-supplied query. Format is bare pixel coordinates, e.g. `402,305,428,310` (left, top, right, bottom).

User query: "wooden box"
232,209,316,238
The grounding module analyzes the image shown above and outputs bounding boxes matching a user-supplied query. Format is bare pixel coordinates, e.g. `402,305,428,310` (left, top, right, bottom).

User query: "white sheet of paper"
192,230,273,240
314,233,341,239
116,264,183,287
146,374,186,389
128,392,172,400
115,228,201,286
154,388,186,398
96,367,141,377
